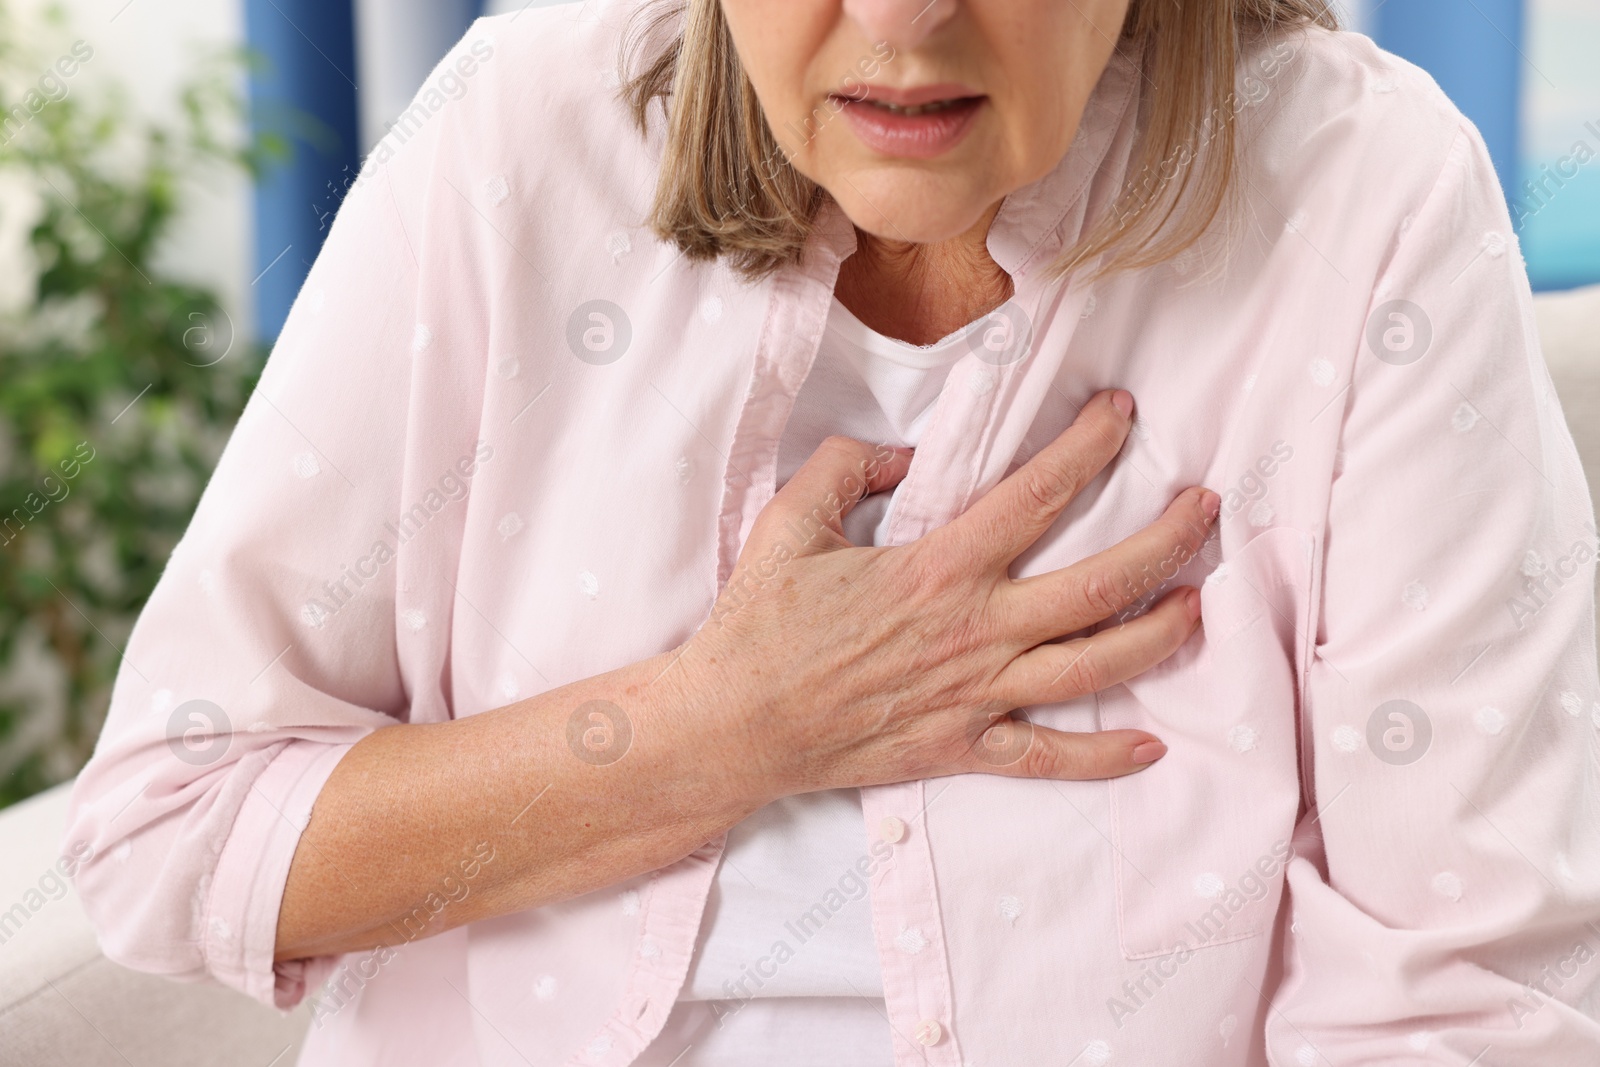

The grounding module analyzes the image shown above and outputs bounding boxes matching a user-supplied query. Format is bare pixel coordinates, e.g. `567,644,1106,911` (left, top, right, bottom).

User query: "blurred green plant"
0,4,282,807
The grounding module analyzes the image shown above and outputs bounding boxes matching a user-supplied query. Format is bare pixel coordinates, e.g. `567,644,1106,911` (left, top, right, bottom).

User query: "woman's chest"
443,275,1331,741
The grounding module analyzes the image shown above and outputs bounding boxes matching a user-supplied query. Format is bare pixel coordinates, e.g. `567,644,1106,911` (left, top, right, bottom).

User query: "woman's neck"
833,202,1013,347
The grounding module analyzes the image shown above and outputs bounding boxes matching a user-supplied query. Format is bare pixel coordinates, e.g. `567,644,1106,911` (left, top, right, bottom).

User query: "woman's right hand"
275,388,1218,961
670,388,1219,804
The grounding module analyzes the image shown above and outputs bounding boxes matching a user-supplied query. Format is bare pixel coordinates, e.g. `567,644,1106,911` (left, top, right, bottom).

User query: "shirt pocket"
1096,526,1316,960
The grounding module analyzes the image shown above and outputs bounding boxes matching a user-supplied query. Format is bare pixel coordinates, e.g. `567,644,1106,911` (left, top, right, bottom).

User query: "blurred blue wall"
1373,0,1599,291
245,0,483,340
1374,0,1526,199
244,0,362,341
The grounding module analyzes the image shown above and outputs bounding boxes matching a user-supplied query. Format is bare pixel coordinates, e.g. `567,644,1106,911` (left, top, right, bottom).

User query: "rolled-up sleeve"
61,153,424,1009
1270,122,1600,1059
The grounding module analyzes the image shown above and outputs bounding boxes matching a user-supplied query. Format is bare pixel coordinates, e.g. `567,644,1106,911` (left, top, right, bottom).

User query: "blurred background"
0,0,1598,813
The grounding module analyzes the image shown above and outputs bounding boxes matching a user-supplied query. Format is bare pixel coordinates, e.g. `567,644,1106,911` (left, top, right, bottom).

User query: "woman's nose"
841,0,958,53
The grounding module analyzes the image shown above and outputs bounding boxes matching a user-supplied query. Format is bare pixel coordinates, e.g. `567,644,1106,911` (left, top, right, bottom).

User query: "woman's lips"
835,93,985,159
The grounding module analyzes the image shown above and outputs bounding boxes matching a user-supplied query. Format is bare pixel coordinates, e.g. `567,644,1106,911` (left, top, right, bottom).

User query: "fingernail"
1185,588,1202,621
1110,390,1134,419
1132,741,1167,764
1200,490,1221,522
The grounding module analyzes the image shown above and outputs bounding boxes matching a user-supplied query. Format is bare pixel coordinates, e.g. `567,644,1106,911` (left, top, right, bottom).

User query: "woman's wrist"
595,645,781,826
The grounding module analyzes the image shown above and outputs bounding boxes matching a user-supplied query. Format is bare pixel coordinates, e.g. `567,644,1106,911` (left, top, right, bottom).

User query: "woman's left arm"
1271,122,1600,1060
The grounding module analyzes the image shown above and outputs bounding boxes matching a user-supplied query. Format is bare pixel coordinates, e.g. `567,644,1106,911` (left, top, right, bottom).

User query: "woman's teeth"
861,98,969,116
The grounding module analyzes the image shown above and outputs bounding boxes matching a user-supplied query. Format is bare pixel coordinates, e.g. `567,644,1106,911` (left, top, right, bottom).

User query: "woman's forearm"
274,649,757,962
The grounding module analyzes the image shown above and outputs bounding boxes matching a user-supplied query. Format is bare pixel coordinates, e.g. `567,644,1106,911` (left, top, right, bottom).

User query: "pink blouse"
63,2,1600,1064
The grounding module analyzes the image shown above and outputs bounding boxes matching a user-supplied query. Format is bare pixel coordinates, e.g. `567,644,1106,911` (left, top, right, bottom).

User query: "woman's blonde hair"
622,0,1338,281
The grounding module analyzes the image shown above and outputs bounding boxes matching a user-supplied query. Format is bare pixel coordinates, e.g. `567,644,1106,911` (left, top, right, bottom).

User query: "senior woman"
63,0,1600,1063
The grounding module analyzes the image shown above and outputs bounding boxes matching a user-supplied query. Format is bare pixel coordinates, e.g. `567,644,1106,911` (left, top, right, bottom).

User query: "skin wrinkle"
834,203,1013,344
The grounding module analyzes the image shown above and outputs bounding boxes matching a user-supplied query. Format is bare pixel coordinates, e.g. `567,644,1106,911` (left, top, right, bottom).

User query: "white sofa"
3,285,1598,1067
0,780,312,1065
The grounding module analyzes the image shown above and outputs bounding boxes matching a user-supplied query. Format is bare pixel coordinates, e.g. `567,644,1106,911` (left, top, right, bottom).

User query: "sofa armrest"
0,783,310,1067
1538,285,1600,557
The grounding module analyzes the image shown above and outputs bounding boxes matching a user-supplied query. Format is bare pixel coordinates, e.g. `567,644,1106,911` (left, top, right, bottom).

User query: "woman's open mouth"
833,87,985,159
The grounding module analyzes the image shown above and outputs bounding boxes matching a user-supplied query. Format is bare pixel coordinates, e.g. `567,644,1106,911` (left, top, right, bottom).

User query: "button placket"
573,844,723,1067
859,778,962,1066
859,277,1098,1066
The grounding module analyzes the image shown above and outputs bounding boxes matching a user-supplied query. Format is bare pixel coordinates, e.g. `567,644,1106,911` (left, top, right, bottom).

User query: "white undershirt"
643,297,980,1065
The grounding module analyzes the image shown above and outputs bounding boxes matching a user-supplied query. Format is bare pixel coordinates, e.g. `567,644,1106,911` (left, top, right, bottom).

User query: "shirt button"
914,1019,943,1046
879,816,907,844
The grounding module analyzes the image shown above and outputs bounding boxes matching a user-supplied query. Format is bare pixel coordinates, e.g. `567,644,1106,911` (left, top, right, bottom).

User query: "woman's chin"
827,184,994,248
